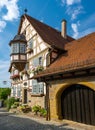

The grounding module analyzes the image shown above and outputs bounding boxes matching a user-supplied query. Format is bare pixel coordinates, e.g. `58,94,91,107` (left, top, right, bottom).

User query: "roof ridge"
18,14,74,50
24,14,60,33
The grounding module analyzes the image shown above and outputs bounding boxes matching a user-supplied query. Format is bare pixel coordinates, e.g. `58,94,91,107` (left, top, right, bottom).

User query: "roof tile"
33,32,95,78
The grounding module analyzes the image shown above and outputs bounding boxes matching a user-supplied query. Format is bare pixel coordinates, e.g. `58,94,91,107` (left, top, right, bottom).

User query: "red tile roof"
18,14,74,51
33,32,95,78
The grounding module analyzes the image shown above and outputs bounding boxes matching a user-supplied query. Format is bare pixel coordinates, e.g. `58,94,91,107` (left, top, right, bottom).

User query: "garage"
61,84,95,125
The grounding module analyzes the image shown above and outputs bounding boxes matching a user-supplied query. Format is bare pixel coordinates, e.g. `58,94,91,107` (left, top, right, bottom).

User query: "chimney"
61,19,67,39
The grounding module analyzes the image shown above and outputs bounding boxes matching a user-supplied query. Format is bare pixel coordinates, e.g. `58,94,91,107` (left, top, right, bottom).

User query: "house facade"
9,14,73,108
9,13,95,126
33,32,95,125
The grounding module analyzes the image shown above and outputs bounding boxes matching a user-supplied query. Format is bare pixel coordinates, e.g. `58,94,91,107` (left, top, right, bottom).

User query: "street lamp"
2,80,11,88
3,81,7,85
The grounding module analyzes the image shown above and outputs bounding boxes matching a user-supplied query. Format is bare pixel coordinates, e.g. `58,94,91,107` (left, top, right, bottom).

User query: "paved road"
0,112,76,130
0,109,94,130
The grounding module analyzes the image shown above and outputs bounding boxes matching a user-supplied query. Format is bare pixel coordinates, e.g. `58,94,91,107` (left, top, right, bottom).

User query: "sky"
0,0,95,87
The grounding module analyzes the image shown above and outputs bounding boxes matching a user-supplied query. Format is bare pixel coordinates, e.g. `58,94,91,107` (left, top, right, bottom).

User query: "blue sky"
0,0,95,87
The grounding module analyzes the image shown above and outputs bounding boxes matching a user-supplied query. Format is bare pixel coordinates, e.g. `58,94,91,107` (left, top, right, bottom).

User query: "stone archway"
49,82,95,122
61,84,95,125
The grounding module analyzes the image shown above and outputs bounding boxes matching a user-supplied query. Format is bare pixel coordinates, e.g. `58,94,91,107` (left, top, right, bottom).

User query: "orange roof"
50,32,95,68
33,32,95,78
18,14,74,51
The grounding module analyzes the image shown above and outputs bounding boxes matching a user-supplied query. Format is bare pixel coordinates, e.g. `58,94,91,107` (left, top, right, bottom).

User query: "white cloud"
0,20,6,32
61,0,83,20
71,6,84,20
66,6,84,20
71,23,79,38
1,0,19,21
61,0,81,6
0,0,19,32
66,0,81,5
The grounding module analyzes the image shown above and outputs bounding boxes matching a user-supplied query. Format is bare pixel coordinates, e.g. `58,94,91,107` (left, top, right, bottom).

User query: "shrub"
40,108,47,117
11,104,17,109
18,104,31,113
32,105,41,115
6,97,16,110
11,102,19,109
14,102,19,106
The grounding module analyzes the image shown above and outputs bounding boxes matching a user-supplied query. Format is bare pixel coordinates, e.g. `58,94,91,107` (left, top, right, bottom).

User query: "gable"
18,14,74,52
18,15,48,49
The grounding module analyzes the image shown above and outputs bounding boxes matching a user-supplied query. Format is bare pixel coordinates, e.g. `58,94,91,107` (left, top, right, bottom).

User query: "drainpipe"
45,82,50,121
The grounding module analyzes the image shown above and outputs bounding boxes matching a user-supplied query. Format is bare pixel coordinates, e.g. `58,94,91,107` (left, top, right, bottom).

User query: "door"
61,84,95,125
24,89,27,104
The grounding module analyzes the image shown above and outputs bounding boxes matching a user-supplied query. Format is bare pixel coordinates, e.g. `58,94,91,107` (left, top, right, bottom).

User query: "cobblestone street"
0,108,95,130
0,113,74,130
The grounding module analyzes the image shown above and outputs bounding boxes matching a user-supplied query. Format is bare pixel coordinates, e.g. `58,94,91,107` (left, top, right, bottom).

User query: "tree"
0,88,11,100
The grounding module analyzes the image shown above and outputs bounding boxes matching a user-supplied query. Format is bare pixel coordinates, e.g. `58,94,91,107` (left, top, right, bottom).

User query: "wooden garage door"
61,84,95,125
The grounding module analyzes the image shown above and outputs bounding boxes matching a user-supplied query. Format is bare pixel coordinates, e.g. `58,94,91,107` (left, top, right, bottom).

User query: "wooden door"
61,84,95,125
24,89,27,104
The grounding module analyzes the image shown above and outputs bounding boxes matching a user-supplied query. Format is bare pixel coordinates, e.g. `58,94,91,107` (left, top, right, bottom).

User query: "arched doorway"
61,84,95,125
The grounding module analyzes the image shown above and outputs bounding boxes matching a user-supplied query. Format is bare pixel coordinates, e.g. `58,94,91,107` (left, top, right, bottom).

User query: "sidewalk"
15,112,95,130
0,107,8,112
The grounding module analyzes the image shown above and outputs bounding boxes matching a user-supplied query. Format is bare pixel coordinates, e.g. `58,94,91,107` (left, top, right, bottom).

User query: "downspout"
45,82,50,121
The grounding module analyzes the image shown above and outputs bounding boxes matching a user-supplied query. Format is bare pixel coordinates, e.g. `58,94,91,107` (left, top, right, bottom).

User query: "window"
11,43,19,53
32,80,44,94
13,87,16,97
28,39,33,49
33,58,39,66
11,43,26,54
39,57,42,65
20,43,26,53
17,85,21,98
33,56,43,66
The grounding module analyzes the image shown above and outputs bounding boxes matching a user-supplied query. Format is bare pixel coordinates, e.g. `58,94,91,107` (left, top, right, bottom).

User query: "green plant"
40,108,47,117
19,104,31,113
14,102,19,106
0,88,11,100
37,65,44,71
32,105,41,115
11,102,19,109
6,97,16,110
11,104,17,109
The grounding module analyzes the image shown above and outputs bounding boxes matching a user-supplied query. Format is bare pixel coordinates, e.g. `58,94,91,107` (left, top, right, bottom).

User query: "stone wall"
27,91,46,108
49,76,95,120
